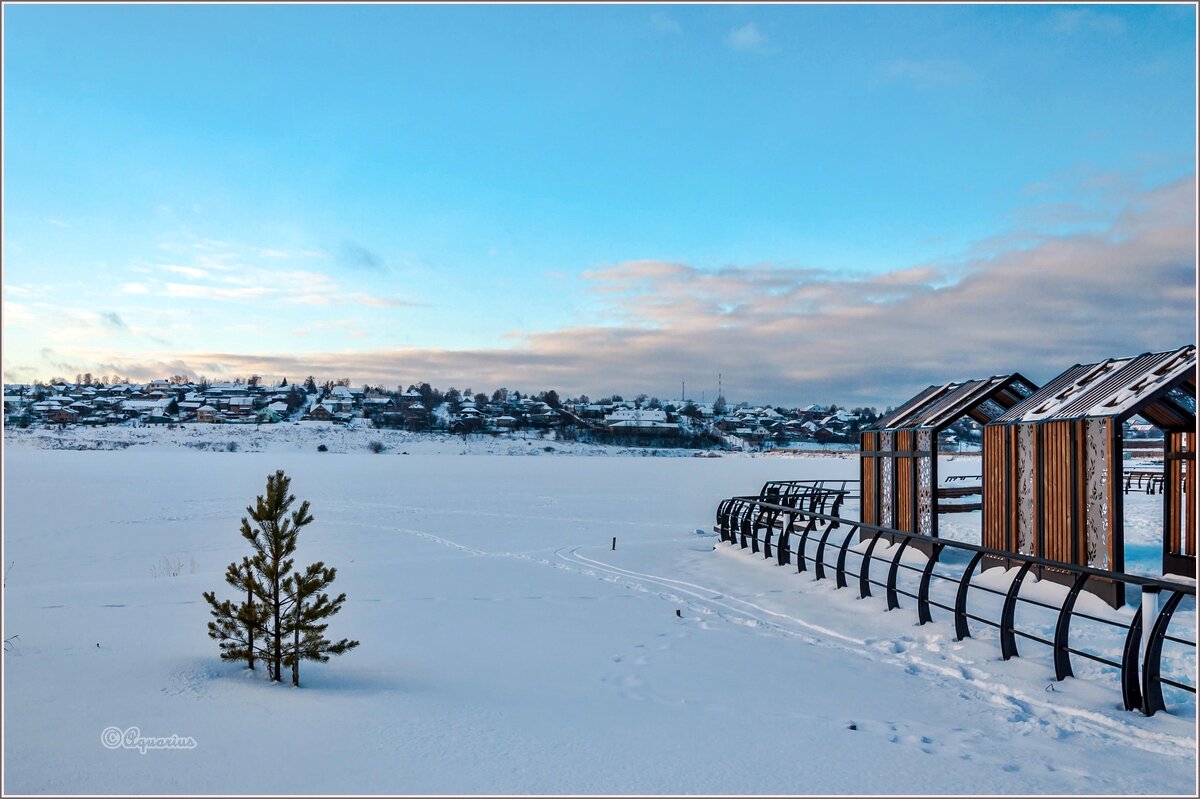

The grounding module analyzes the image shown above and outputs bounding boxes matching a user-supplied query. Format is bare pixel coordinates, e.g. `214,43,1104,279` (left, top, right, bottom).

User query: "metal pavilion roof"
870,373,1039,432
992,345,1196,428
873,384,948,429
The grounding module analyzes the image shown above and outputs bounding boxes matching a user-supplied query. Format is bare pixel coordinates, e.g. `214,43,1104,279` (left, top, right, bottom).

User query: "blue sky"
2,3,1196,405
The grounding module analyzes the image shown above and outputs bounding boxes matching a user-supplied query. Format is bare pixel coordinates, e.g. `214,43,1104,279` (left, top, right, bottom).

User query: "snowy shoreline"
2,422,871,458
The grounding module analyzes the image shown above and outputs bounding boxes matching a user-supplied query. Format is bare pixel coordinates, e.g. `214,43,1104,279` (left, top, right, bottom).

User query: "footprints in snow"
850,719,942,756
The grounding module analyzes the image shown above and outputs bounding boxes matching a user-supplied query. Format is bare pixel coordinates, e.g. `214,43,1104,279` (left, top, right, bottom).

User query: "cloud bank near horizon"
3,176,1195,408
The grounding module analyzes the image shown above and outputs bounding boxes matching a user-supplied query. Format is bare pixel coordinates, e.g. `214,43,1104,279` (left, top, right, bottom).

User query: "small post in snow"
612,537,616,551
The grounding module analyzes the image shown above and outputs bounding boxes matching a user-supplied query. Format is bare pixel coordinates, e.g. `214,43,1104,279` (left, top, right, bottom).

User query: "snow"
1,436,1195,794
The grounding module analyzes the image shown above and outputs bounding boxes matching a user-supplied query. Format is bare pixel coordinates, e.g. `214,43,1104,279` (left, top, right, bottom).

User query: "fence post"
1140,587,1183,717
917,542,945,625
1120,605,1144,712
778,513,795,567
858,531,883,599
814,523,836,581
762,509,776,560
954,551,985,641
835,526,859,589
797,518,816,574
1053,573,1088,680
885,538,911,611
1000,561,1033,660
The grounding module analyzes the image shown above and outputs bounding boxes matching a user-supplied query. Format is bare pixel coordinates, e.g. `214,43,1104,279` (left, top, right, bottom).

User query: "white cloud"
282,293,335,306
1047,9,1127,35
161,283,275,301
348,292,422,308
874,59,975,89
650,13,681,36
10,175,1193,406
727,23,770,53
160,264,211,280
2,299,35,325
128,242,417,310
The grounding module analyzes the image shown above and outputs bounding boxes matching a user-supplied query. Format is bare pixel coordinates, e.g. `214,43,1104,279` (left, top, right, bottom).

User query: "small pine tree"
203,556,269,670
282,562,360,687
204,470,309,681
204,470,357,685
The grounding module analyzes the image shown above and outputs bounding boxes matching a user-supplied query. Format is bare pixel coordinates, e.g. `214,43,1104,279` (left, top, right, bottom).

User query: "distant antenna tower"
719,372,722,399
681,381,685,401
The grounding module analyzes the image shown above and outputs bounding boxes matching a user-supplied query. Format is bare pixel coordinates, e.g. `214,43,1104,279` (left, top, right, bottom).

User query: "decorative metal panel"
975,398,1006,421
1083,418,1109,569
917,429,933,537
1165,386,1196,416
1016,424,1035,554
880,431,894,528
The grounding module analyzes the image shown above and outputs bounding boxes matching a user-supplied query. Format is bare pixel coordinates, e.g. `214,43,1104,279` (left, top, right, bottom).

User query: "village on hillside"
5,376,1168,452
1,376,920,450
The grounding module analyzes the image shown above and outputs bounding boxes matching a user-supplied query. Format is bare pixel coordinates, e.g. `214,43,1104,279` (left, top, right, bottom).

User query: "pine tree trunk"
247,584,255,670
272,581,282,682
292,600,301,687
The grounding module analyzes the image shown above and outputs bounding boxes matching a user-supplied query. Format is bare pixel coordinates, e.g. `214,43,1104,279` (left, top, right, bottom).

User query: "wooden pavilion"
860,374,1039,544
982,345,1196,607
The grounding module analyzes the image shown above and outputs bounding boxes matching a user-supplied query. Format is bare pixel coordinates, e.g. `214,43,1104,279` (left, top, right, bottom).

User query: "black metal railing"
713,495,1196,717
1124,469,1168,495
758,479,859,505
716,483,858,567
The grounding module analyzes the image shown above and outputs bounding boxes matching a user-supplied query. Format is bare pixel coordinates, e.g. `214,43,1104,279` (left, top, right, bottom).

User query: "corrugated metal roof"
870,374,1038,431
873,384,948,429
992,345,1196,424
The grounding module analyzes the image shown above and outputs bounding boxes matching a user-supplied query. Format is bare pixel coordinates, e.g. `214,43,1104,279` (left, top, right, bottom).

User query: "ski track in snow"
343,516,1194,763
564,546,1195,761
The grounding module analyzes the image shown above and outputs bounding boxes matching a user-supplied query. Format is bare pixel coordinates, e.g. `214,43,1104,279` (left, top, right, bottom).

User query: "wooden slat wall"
1028,424,1039,557
982,425,1008,551
1166,431,1196,559
1188,433,1196,558
1040,421,1074,562
896,430,914,532
861,432,877,528
1168,432,1181,555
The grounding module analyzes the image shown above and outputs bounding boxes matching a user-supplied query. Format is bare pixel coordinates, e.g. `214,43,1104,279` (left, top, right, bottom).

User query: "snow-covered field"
2,436,1195,795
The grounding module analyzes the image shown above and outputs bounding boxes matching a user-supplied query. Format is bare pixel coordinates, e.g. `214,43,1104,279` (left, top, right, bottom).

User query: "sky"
2,3,1196,407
